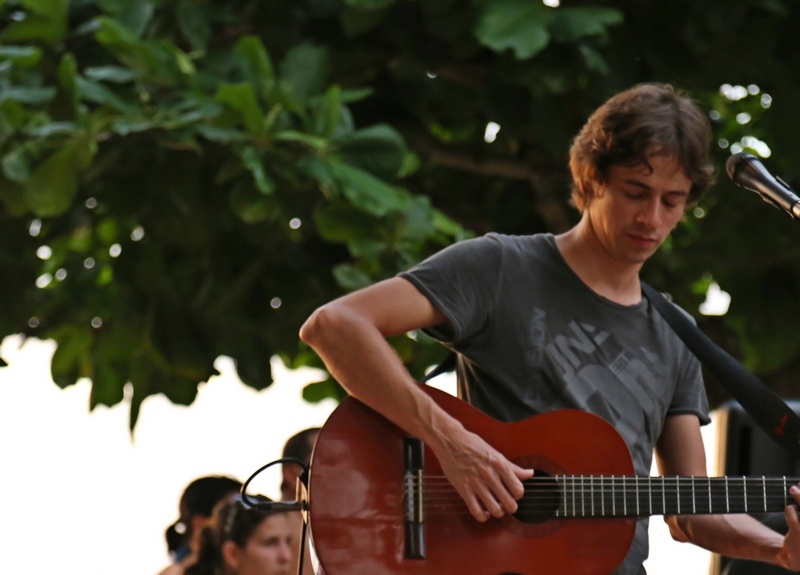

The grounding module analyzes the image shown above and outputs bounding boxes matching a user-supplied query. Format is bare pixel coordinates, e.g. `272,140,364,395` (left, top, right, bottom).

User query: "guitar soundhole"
499,455,566,538
512,470,560,524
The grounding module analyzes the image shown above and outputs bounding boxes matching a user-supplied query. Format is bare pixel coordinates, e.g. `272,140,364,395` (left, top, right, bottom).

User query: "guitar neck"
548,475,800,518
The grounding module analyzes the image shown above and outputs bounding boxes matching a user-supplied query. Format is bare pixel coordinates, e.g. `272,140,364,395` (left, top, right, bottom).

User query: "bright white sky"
0,334,717,575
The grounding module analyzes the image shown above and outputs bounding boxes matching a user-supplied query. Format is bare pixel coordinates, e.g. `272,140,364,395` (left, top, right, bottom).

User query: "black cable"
241,457,305,509
240,457,310,575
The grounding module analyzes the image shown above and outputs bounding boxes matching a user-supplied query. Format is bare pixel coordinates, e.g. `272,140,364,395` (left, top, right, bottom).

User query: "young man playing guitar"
300,83,800,574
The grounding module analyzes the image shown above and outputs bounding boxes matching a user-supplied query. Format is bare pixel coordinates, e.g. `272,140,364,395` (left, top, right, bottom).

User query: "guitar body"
308,385,637,575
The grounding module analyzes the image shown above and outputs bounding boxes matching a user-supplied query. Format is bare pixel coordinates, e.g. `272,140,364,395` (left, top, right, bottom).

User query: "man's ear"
222,540,241,571
587,180,603,202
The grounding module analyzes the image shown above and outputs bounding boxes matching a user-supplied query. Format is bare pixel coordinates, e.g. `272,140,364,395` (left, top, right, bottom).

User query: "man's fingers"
459,486,491,522
787,486,800,528
503,464,534,500
467,478,515,520
488,465,532,515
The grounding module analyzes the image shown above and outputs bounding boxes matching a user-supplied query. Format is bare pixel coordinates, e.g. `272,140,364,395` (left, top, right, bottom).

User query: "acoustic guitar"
307,385,797,575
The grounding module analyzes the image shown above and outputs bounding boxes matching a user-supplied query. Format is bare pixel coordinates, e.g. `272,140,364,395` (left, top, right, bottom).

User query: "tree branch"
409,135,573,232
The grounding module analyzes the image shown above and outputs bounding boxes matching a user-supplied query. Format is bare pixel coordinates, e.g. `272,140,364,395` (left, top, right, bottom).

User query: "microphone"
726,152,800,219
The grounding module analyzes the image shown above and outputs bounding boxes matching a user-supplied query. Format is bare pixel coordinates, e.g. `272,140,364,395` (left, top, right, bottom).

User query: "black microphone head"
725,152,758,182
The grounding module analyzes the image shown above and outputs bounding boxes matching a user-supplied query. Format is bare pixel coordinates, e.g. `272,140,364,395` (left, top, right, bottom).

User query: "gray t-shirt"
399,232,710,575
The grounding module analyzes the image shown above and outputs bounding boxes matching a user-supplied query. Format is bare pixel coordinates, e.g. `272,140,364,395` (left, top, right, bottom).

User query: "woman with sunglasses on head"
187,494,294,575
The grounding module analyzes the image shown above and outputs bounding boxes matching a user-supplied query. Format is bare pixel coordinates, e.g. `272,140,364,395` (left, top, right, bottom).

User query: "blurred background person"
187,494,294,575
280,428,320,575
279,427,319,502
159,475,243,575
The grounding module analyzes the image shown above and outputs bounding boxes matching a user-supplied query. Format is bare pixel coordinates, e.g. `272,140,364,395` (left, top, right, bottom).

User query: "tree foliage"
2,0,800,426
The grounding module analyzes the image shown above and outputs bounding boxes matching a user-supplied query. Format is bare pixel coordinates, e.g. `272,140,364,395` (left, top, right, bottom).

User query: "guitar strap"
421,351,457,383
641,281,800,457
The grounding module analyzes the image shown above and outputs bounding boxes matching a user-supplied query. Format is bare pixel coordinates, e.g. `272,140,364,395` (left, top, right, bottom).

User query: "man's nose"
636,200,664,227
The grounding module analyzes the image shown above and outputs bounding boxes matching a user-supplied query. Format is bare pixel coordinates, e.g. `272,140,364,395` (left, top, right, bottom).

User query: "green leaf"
177,0,211,51
578,43,610,75
227,337,273,391
196,124,248,143
279,43,329,102
25,121,77,137
96,0,127,13
58,53,79,112
332,262,373,290
116,0,155,37
336,123,408,179
474,0,552,59
432,207,467,238
90,357,126,408
302,378,346,403
215,82,264,133
340,87,374,103
313,199,373,242
324,158,409,216
273,130,329,150
314,84,342,138
234,35,276,102
1,146,30,183
110,119,152,135
397,151,420,178
0,100,25,131
239,146,275,195
0,45,42,67
347,236,386,259
93,16,162,79
24,139,96,217
298,154,337,191
161,377,200,406
402,196,436,242
51,328,92,389
84,66,136,83
22,0,66,16
2,0,68,43
0,86,56,105
229,183,276,224
76,77,136,113
549,7,623,43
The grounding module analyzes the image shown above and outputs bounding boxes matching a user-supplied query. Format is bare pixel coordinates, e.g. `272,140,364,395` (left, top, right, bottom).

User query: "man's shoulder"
477,231,553,253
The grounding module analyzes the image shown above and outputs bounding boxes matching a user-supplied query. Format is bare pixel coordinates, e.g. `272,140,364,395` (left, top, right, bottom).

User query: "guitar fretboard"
538,475,800,518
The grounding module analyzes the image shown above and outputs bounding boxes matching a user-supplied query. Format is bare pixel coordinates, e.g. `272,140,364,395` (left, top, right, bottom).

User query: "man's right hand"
431,426,534,522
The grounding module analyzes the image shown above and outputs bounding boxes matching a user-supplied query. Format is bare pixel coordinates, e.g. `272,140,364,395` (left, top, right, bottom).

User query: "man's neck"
554,222,644,306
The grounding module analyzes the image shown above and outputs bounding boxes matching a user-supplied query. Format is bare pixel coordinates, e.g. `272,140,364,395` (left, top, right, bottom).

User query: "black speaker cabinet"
711,400,800,575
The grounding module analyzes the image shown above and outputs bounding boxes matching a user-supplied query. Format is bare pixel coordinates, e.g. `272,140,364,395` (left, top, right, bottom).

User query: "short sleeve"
398,234,505,345
665,310,711,426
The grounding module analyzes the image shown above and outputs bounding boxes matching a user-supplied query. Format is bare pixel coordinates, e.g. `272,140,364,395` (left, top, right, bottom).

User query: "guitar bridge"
403,437,425,559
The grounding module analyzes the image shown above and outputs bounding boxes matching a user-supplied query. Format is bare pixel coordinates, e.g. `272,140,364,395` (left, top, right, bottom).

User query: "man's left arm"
655,414,800,570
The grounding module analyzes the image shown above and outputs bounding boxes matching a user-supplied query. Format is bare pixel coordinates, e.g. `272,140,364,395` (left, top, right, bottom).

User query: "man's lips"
626,233,660,247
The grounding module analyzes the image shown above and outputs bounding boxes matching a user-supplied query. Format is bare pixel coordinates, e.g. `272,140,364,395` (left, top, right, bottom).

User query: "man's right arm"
299,276,532,521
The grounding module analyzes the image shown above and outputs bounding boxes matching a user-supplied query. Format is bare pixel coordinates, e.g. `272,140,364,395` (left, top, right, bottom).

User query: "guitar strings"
398,475,799,517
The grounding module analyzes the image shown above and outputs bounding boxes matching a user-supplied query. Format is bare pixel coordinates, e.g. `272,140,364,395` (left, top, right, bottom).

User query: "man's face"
585,153,691,265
